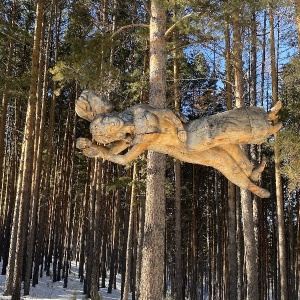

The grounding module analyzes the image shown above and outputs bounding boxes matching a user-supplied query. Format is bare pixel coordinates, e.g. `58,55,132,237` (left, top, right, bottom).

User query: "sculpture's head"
75,90,114,122
90,113,133,144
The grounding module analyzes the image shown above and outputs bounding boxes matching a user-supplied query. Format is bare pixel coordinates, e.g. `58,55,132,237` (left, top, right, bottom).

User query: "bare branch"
110,23,150,40
165,12,206,38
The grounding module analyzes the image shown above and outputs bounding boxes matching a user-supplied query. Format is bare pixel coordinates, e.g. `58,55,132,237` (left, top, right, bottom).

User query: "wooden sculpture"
76,90,282,198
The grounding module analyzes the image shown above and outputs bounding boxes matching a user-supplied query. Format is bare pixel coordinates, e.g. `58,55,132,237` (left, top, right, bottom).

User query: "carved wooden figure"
76,90,282,198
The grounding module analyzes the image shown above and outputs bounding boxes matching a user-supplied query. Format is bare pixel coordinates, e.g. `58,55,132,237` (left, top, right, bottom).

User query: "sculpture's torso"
136,106,271,165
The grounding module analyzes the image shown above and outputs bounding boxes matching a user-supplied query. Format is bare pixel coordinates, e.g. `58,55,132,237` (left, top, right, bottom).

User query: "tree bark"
0,0,17,195
88,158,103,300
269,4,288,300
139,1,166,298
24,10,47,294
224,16,238,300
108,167,121,294
123,163,138,300
233,5,259,300
173,30,183,300
135,195,145,299
4,1,45,298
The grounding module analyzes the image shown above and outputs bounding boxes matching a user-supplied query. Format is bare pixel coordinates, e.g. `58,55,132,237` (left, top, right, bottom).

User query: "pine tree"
139,1,167,299
232,2,259,299
4,0,45,298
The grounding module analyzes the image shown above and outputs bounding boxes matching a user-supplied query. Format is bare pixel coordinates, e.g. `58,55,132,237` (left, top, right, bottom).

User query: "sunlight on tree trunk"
233,5,258,300
139,1,167,299
4,0,45,298
269,3,288,300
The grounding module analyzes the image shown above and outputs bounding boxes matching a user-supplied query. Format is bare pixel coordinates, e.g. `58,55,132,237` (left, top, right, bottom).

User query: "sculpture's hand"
81,143,146,165
76,137,146,164
82,144,109,158
76,137,93,150
76,137,109,159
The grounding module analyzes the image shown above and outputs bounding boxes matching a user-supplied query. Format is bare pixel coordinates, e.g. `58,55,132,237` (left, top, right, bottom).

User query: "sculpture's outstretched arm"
76,137,148,165
77,138,129,155
107,140,130,154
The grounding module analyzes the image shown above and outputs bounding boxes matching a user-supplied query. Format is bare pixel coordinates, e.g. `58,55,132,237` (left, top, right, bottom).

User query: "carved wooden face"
75,90,114,122
90,114,127,144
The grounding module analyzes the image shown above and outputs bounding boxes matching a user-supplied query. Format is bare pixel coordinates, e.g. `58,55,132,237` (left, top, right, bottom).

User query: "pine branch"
165,12,206,38
110,24,150,40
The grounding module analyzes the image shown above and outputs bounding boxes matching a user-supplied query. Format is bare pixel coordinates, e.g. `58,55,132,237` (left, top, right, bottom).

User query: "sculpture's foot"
76,137,92,150
250,158,266,182
177,129,187,143
248,183,270,198
268,100,282,120
269,122,282,134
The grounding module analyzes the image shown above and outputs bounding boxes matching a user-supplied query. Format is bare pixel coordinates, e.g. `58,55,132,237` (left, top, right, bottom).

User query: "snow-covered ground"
0,261,129,300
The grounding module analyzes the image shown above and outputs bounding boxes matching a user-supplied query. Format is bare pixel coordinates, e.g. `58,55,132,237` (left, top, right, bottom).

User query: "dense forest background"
0,0,300,299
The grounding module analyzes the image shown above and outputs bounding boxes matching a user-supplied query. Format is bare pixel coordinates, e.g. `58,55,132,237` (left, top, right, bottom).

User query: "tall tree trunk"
173,31,183,300
191,165,199,299
0,0,17,195
135,196,146,299
123,163,138,300
35,5,61,283
108,167,121,294
31,6,55,285
78,163,91,283
269,4,288,300
121,170,131,296
24,10,48,294
88,157,103,300
4,1,45,298
139,1,166,299
232,6,259,300
260,11,267,106
63,94,77,289
224,17,238,300
249,10,265,300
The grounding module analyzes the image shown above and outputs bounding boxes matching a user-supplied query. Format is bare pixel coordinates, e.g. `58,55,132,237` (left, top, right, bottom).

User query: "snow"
0,261,129,300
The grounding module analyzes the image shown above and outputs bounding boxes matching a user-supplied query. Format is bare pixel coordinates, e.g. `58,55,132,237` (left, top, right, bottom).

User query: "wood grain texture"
76,91,282,198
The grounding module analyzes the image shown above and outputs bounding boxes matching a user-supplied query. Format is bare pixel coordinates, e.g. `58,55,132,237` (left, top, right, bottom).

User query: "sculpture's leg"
250,158,267,182
220,145,253,177
268,122,282,135
220,145,268,184
248,183,270,198
268,100,282,120
200,147,270,198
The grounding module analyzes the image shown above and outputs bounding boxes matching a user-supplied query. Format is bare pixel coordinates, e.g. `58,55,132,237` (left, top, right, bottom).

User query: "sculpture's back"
186,106,280,151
